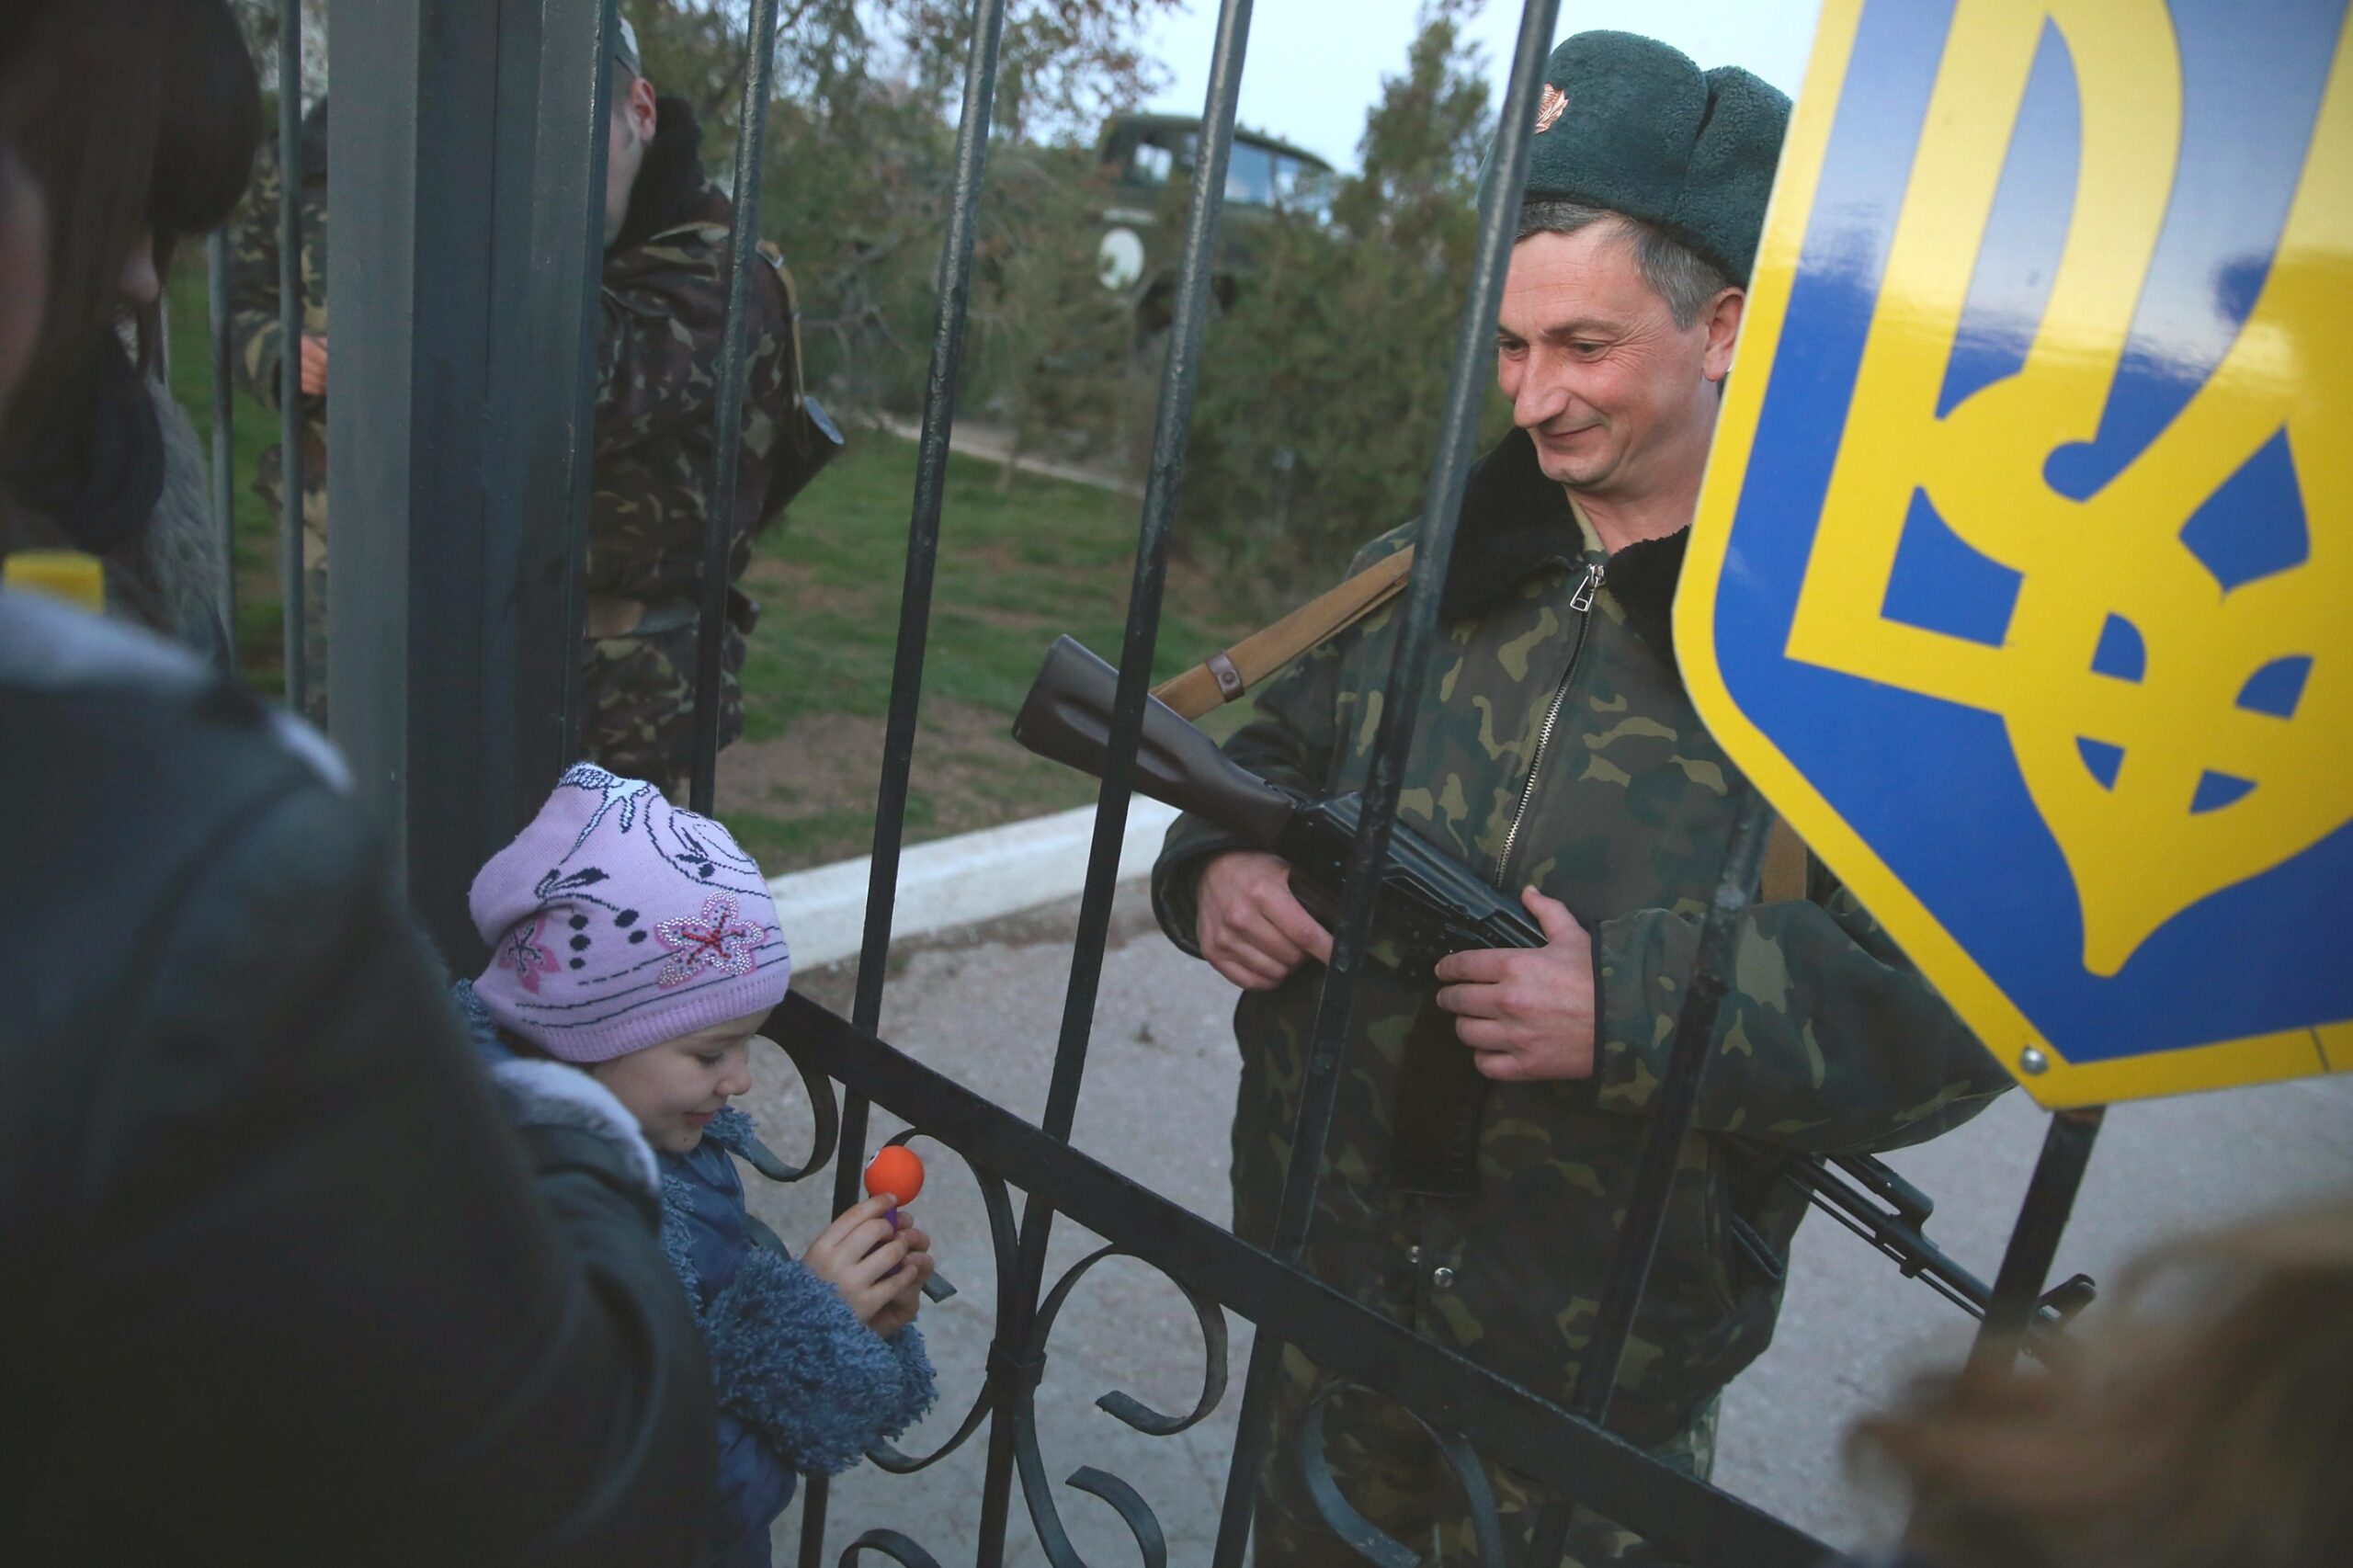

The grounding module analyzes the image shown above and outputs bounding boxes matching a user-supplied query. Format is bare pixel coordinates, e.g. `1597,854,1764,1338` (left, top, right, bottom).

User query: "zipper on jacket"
1496,559,1604,883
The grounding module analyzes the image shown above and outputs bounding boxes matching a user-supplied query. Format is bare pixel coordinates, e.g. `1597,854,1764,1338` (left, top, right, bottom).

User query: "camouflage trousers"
1253,1342,1718,1568
581,618,745,798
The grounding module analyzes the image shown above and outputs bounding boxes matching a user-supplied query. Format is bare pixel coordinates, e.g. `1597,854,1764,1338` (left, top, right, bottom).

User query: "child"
454,764,937,1566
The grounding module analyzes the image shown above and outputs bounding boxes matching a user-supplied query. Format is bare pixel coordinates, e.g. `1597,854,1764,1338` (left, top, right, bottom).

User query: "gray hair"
1516,200,1733,329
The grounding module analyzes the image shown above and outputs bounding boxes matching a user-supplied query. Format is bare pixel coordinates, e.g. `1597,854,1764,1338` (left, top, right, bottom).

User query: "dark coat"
0,590,715,1563
1154,428,2009,1445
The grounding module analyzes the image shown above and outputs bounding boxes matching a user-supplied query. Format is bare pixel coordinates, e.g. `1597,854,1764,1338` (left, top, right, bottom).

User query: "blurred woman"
0,0,258,662
1848,1201,2353,1568
0,5,718,1562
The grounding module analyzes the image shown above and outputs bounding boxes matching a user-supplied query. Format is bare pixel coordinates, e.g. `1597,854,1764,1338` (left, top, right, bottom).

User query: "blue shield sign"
1677,0,2352,1105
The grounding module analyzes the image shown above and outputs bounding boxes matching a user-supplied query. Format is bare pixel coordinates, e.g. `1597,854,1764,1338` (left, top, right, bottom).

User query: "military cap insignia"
1535,83,1568,134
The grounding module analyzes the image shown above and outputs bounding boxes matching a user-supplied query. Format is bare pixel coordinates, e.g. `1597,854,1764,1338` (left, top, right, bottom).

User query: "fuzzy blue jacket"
660,1108,936,1565
452,983,936,1568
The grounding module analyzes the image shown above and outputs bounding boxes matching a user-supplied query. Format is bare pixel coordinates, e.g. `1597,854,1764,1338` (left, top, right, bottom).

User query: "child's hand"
801,1195,920,1329
869,1215,934,1337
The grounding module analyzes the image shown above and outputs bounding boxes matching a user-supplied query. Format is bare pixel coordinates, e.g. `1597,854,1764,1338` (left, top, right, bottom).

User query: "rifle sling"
1152,547,1416,722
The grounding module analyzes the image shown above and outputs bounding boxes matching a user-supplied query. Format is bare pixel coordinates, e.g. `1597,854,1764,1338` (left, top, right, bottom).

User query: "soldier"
226,93,329,715
1150,32,2015,1567
584,17,813,797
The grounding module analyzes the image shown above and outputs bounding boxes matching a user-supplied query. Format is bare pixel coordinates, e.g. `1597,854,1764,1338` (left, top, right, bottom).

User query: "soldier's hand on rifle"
299,334,327,396
1433,886,1597,1081
1197,849,1334,992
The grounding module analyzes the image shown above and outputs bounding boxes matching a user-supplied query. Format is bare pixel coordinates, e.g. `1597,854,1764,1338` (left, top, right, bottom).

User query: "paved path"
737,889,2352,1564
865,411,1145,498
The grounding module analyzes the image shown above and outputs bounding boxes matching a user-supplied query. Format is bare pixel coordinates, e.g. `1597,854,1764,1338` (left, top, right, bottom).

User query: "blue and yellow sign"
1677,0,2352,1106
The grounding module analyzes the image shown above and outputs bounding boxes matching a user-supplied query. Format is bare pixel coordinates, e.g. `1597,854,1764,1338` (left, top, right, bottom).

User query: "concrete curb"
767,799,1180,971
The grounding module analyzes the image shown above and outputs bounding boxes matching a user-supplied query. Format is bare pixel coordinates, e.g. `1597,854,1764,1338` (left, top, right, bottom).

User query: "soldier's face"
1495,224,1741,502
0,139,47,415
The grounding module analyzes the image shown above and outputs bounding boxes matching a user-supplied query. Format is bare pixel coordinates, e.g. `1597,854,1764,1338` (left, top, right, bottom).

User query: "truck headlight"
1097,227,1145,291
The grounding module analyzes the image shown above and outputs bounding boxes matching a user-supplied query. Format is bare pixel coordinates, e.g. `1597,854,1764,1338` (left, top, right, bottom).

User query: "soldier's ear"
1701,288,1745,383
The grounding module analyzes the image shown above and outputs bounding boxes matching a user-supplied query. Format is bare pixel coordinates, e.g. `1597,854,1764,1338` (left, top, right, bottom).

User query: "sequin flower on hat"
656,893,764,989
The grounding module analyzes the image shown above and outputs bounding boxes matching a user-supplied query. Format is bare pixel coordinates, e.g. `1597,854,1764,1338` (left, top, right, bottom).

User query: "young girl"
455,764,938,1565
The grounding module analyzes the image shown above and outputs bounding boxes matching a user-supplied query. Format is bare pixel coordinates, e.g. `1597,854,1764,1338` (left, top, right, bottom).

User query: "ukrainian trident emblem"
1780,0,2349,979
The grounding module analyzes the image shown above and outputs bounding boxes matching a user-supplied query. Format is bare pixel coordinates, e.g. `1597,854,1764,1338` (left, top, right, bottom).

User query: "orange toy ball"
863,1146,926,1206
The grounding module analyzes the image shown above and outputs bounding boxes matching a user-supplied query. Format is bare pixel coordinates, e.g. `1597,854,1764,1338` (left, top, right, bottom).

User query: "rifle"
1012,635,2093,1344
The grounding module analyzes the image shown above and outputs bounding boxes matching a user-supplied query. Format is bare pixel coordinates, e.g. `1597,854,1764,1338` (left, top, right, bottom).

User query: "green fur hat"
1518,30,1791,284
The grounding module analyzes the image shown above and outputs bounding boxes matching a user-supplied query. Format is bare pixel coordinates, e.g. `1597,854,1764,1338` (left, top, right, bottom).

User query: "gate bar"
206,231,236,662
329,0,618,957
1522,790,1773,1563
800,0,1013,1558
1210,0,1563,1558
976,0,1260,1560
780,992,1827,1568
688,0,783,816
495,0,615,805
276,0,305,713
1963,1104,2103,1377
1573,790,1773,1421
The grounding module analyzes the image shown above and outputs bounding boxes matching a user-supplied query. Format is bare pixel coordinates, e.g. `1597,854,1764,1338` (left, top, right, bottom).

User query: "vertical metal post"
1963,1106,2103,1377
206,230,237,659
976,0,1257,1558
799,0,1011,1560
1211,4,1562,1561
494,0,612,809
276,0,305,713
1521,791,1772,1563
330,0,614,959
688,0,783,817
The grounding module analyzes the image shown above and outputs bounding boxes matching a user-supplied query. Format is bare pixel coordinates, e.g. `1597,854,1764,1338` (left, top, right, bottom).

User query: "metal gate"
203,1,2106,1562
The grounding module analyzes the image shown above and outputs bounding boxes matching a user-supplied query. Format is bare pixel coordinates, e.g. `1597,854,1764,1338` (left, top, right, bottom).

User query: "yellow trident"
1785,0,2352,977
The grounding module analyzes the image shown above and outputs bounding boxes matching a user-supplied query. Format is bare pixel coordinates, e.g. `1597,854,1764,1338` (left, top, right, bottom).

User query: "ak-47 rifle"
1012,635,2094,1345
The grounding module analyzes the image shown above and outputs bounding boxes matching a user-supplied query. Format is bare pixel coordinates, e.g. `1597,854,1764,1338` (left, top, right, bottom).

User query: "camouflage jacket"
226,98,329,554
590,97,800,623
1153,428,2010,1444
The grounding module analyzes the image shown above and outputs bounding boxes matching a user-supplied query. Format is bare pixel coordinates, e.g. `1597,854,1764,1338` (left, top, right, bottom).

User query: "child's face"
590,1010,763,1153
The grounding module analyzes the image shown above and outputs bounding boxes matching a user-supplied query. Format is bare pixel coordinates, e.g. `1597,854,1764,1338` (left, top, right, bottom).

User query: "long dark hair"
5,0,260,415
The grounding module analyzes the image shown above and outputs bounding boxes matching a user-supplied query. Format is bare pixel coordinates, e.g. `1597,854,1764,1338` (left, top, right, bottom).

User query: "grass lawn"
166,262,1259,873
165,265,294,685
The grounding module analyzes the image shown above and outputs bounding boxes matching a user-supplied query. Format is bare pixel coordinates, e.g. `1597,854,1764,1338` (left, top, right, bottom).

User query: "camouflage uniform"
585,97,803,796
226,99,330,715
1153,429,2011,1565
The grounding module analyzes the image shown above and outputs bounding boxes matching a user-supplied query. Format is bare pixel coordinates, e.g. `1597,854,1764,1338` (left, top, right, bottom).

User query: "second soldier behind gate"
586,17,823,798
227,93,329,716
1151,32,2015,1567
233,18,822,789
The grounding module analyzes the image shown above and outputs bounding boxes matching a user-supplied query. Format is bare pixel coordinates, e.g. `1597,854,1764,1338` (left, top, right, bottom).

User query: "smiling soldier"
1150,30,2012,1566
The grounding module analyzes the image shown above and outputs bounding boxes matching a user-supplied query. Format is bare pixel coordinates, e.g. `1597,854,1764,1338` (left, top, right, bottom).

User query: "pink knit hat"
470,764,791,1062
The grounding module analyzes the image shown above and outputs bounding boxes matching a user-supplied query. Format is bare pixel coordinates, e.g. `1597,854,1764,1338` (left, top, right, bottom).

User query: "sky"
1134,0,1826,173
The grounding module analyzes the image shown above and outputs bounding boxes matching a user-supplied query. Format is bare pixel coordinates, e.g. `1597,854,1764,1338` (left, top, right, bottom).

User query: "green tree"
628,0,1176,417
1182,0,1506,607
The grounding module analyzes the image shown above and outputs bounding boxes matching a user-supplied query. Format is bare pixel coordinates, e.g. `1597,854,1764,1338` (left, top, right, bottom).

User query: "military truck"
1092,112,1335,333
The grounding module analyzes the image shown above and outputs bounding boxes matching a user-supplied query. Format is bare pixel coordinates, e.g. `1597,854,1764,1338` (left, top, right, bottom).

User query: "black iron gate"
206,1,2104,1562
